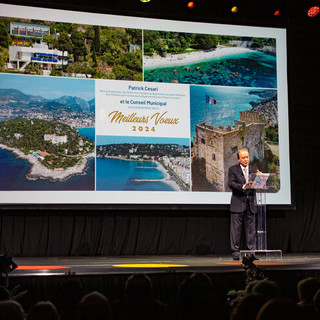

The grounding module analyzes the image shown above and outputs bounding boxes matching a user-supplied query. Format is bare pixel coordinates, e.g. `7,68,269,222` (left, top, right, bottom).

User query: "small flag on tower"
205,95,216,104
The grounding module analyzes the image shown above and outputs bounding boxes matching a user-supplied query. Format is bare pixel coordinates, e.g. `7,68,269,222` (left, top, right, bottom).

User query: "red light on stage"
187,2,195,9
274,10,280,16
308,6,320,17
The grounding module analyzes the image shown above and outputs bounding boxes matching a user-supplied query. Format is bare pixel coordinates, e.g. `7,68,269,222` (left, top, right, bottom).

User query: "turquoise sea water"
0,127,95,190
144,51,277,88
96,158,175,191
78,127,95,141
190,86,276,141
0,148,95,190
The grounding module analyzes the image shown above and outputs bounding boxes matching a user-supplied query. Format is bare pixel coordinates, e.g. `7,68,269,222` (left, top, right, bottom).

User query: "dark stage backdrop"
0,0,320,256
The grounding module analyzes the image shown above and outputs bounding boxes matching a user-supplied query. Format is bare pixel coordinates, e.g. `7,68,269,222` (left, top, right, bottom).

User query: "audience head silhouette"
0,300,25,320
252,279,281,300
178,272,213,308
313,288,320,311
125,274,153,299
27,301,60,320
78,291,112,320
256,298,302,320
297,277,320,305
231,293,268,320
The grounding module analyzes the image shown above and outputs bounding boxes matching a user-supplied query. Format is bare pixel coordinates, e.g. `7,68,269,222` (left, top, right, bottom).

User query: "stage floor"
9,253,320,277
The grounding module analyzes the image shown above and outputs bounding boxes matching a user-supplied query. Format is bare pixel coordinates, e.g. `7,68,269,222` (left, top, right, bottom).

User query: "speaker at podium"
240,172,282,261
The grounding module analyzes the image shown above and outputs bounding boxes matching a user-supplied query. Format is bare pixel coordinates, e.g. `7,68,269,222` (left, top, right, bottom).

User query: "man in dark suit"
228,148,258,260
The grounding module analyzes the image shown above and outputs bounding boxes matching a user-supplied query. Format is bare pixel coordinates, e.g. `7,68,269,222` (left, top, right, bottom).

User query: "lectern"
240,172,282,260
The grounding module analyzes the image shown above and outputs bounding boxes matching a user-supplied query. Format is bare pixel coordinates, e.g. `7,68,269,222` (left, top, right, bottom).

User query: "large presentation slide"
0,4,290,205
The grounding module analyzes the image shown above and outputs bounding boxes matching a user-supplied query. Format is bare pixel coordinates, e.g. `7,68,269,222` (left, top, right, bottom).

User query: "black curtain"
0,212,229,256
1,201,320,257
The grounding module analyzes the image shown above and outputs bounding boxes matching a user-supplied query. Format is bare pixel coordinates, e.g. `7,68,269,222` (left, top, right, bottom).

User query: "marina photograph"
96,135,190,191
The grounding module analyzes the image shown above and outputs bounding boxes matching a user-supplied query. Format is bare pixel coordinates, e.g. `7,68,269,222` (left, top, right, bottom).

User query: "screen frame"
0,3,294,210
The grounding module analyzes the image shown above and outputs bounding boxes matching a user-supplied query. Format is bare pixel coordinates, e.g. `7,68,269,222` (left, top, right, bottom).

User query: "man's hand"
244,181,253,189
244,169,262,189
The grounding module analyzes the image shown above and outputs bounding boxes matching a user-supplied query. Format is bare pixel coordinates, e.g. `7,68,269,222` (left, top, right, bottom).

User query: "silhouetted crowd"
0,273,320,320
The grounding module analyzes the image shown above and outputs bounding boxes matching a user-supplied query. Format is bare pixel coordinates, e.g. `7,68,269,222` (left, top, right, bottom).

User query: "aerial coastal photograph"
0,73,95,190
143,31,277,87
96,136,190,191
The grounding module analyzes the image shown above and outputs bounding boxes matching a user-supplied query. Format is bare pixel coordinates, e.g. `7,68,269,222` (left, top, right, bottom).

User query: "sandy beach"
156,161,182,191
144,45,254,69
0,143,93,182
102,156,183,191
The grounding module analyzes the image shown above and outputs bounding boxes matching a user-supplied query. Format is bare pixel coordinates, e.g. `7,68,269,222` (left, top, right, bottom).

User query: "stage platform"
10,253,320,277
4,253,320,309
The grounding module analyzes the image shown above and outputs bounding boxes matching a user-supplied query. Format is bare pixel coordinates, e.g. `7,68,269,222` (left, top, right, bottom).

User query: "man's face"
238,150,250,167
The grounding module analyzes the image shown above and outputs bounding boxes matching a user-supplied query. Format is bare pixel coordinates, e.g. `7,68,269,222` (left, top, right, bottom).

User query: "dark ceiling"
2,0,320,29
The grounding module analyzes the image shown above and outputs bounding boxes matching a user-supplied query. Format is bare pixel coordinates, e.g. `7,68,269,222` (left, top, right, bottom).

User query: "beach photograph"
190,85,280,192
96,136,191,191
143,31,277,87
0,73,95,190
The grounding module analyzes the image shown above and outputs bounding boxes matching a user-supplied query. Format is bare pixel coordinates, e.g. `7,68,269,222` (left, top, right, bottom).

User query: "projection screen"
0,3,291,206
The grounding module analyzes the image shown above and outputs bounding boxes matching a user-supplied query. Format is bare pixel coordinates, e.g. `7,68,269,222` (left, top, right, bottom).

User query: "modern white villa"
7,21,70,75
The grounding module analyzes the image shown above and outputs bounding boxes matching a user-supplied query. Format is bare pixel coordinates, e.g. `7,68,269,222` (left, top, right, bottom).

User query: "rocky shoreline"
0,143,93,182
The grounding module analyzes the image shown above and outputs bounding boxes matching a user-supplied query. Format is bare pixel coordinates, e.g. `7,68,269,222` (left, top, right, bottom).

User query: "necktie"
244,167,248,182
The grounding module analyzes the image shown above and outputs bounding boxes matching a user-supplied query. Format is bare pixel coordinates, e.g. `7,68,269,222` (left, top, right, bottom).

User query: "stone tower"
193,111,265,191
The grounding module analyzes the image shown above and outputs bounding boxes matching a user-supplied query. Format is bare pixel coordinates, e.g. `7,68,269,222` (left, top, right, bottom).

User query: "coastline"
0,143,93,182
101,155,182,191
156,161,182,191
143,46,254,69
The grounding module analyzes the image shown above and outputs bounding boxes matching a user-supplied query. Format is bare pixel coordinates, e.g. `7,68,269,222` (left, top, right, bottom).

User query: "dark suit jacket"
228,163,257,213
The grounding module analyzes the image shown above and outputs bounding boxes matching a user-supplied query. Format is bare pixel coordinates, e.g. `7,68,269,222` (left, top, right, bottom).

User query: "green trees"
0,22,11,70
1,18,143,80
194,34,218,50
91,26,142,80
126,28,142,45
0,22,11,49
265,124,278,144
251,37,276,48
66,61,94,77
113,65,134,80
56,31,73,69
143,31,219,56
55,22,72,34
143,30,162,56
0,118,94,169
92,25,101,56
42,35,56,49
70,28,87,62
50,69,63,77
100,27,125,60
117,51,142,72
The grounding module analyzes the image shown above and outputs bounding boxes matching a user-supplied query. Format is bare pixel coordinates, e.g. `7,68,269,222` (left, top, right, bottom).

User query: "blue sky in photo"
0,73,95,101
